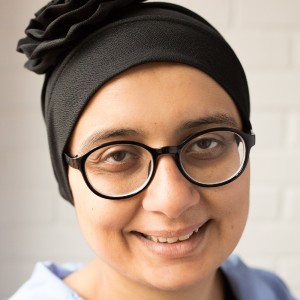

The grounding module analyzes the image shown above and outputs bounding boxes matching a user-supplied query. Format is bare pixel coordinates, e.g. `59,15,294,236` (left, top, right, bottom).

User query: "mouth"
132,221,210,258
142,227,200,244
134,221,209,244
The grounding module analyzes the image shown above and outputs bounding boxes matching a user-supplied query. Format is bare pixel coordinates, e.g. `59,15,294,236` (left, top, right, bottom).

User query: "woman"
12,0,294,299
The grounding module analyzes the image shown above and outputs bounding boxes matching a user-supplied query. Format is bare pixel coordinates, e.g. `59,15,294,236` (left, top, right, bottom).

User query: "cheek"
68,167,138,253
69,167,122,222
68,167,97,223
218,166,250,239
203,165,250,251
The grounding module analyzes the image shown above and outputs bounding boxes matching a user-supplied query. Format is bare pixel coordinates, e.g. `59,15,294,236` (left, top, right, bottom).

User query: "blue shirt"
9,256,295,300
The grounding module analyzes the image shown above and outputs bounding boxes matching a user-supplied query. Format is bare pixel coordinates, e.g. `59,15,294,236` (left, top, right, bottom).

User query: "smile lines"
143,227,200,244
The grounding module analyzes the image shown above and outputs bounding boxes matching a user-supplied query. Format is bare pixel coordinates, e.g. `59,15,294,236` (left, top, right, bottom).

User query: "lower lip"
134,221,210,259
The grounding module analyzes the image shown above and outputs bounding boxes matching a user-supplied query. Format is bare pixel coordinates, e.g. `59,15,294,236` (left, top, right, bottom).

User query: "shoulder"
221,255,296,300
8,262,84,300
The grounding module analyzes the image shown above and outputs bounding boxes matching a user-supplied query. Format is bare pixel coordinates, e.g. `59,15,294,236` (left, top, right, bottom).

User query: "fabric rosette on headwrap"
17,0,145,74
17,0,251,204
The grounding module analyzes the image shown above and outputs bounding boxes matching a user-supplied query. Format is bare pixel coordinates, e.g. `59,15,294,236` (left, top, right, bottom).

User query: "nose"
142,156,200,219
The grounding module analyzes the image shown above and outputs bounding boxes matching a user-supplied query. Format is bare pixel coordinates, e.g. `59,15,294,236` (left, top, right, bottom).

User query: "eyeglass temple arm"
65,153,81,169
249,130,256,147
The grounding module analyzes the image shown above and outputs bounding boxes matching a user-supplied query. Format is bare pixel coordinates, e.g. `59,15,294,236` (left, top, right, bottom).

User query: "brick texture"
240,0,300,28
1,0,300,298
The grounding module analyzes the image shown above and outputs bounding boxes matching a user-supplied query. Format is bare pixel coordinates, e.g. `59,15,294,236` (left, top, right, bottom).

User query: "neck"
64,259,225,300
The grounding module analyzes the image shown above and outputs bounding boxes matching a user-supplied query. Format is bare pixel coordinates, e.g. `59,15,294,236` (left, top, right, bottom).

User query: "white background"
1,0,300,298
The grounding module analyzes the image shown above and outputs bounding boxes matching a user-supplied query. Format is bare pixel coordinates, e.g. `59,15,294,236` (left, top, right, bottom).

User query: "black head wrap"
17,0,252,204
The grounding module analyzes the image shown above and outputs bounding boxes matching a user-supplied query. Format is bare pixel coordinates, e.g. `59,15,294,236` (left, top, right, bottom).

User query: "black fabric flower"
17,0,145,74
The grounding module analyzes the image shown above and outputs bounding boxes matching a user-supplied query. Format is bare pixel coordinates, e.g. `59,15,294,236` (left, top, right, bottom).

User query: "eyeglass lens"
180,130,244,184
85,144,154,197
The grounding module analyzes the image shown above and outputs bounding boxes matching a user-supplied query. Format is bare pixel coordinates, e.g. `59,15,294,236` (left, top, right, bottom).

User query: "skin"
65,63,250,300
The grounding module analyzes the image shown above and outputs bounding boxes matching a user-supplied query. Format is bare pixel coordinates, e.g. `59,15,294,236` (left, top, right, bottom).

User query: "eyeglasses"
65,127,255,200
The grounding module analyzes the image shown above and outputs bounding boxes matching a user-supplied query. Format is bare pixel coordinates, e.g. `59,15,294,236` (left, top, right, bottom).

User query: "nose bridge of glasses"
156,146,179,156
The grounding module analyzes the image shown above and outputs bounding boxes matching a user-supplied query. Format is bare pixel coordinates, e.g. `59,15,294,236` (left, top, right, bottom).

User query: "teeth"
145,227,200,244
167,237,179,243
158,237,167,243
151,236,158,242
179,232,193,241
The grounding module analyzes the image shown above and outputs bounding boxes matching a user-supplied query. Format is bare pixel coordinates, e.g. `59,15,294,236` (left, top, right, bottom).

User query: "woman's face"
68,63,250,293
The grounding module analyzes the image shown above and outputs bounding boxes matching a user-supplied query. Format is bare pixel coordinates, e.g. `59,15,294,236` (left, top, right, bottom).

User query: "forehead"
70,63,241,151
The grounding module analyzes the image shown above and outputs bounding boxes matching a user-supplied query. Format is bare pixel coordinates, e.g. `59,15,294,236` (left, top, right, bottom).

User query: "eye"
86,144,148,174
104,150,133,163
192,138,219,150
101,151,139,164
91,145,140,165
182,133,226,161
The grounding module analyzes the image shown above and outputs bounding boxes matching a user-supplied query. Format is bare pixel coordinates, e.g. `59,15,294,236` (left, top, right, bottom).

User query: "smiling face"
68,63,250,298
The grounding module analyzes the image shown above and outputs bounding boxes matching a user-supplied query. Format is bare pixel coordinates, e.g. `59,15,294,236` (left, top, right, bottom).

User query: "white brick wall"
1,0,299,298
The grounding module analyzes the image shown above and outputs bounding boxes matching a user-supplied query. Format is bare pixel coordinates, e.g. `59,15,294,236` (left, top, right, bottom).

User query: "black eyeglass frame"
65,127,255,200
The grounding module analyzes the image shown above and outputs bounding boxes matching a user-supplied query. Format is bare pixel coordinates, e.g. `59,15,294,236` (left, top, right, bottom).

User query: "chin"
135,261,217,293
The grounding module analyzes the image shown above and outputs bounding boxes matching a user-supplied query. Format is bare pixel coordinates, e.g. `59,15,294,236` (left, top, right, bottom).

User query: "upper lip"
134,221,209,239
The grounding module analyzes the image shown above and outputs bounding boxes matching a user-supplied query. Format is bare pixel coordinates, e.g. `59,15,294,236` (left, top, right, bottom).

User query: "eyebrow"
178,113,239,131
77,113,239,155
78,128,144,154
